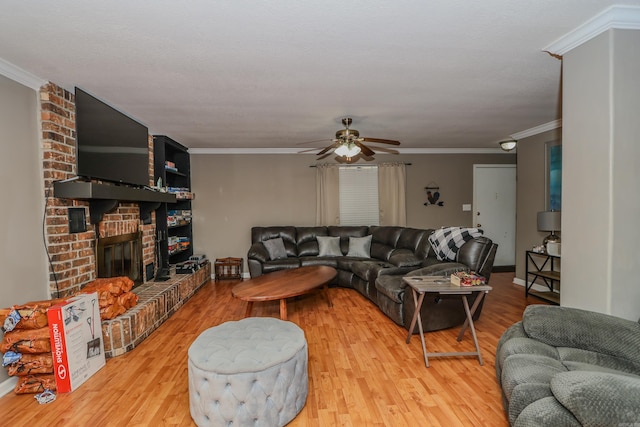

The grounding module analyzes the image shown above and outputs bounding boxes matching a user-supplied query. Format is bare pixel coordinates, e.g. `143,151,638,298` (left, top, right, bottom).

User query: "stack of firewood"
79,276,138,320
0,276,139,394
0,299,61,394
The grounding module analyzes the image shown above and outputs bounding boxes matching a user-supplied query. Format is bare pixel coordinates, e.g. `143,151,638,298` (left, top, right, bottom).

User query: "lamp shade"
537,211,561,232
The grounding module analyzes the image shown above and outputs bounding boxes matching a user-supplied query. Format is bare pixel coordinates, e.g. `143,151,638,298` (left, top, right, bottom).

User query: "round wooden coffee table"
232,265,336,320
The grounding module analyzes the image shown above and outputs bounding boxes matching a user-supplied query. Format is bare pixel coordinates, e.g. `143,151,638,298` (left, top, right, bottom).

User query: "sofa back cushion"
251,226,298,257
369,226,403,261
328,226,369,254
296,226,328,256
523,305,640,370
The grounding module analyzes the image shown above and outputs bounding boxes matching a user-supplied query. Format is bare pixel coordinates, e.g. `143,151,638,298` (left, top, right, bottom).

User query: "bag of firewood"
14,374,57,394
99,300,126,320
0,298,65,331
118,291,138,310
0,327,52,354
6,353,54,376
81,276,134,296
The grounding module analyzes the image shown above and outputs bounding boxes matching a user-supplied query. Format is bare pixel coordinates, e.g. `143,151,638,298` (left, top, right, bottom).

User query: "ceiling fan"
312,117,400,160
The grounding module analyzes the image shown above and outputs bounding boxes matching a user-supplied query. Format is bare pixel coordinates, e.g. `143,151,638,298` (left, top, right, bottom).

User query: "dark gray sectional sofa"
247,225,497,332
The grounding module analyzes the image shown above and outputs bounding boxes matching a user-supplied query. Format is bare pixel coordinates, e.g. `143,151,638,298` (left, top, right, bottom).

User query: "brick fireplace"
40,83,156,298
39,82,211,358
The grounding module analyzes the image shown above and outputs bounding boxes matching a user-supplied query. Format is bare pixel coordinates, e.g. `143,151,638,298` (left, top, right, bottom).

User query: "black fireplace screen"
96,232,143,285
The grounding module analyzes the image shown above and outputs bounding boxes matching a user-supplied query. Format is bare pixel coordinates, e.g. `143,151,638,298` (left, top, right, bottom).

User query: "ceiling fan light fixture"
335,143,361,158
499,139,517,151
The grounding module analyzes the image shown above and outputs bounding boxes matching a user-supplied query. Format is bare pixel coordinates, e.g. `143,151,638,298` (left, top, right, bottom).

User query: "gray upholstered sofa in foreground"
247,225,497,332
496,305,640,426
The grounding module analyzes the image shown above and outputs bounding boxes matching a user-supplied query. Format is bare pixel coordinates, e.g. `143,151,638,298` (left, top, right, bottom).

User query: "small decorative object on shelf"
215,258,243,281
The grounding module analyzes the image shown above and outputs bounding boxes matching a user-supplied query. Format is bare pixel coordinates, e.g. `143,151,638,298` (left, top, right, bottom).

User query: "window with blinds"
339,165,379,226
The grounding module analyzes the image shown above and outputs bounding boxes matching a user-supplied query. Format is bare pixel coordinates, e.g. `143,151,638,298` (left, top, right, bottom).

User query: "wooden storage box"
214,257,243,280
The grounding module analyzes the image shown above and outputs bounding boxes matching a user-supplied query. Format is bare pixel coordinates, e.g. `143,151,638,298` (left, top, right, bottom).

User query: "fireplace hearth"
96,232,143,286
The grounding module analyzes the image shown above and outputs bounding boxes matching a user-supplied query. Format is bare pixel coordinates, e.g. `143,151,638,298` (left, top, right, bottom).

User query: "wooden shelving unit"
154,135,194,269
525,250,560,304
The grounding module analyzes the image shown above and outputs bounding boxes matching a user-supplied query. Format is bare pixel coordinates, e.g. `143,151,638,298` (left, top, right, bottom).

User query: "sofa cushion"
500,354,566,402
523,305,640,368
347,235,372,258
375,275,406,304
317,236,342,256
558,347,640,377
299,256,338,268
428,227,483,261
296,226,328,256
513,396,581,427
263,238,287,260
328,226,369,254
262,259,301,274
251,226,298,257
388,250,421,267
350,260,392,282
369,226,403,261
551,371,640,427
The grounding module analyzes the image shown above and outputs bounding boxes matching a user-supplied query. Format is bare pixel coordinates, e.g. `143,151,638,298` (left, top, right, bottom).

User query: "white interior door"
473,165,516,266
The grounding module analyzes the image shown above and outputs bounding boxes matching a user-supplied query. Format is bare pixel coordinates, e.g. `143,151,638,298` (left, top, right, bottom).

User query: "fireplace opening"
96,232,143,287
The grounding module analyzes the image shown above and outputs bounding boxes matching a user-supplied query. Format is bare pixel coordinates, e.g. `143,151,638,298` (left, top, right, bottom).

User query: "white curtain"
378,162,407,226
315,164,340,225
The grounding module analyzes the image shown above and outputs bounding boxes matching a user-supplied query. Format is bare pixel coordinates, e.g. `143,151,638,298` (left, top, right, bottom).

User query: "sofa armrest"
523,305,640,367
456,237,497,281
247,242,269,263
551,371,640,426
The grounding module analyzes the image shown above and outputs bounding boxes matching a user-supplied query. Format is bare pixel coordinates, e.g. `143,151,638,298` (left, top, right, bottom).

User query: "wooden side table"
214,257,243,281
403,276,492,367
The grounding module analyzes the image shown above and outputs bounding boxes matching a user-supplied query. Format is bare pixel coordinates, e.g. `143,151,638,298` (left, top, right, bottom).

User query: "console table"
525,251,560,305
403,276,492,367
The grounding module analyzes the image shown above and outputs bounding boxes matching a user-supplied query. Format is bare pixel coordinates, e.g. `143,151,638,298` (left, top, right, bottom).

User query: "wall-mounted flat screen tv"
75,87,150,187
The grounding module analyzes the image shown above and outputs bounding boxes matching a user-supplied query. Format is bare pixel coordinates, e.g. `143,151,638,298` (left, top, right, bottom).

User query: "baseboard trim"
0,377,18,397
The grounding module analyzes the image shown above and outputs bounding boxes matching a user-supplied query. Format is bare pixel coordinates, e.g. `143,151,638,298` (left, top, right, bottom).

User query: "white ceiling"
1,1,639,153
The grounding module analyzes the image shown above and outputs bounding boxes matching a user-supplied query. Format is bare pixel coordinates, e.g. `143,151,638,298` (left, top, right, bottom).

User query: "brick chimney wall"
41,82,157,298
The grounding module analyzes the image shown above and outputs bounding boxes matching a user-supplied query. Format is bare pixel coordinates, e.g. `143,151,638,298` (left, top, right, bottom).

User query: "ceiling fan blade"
362,137,401,145
317,142,340,156
296,139,333,146
355,141,375,157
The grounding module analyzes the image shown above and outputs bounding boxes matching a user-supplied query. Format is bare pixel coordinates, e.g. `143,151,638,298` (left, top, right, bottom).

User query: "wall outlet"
462,204,472,211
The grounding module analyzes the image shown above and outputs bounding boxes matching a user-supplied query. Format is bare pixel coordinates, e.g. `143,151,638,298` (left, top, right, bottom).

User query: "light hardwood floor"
0,272,548,426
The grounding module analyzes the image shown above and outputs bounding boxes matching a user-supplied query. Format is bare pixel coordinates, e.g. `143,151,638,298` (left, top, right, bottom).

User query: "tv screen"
75,87,150,187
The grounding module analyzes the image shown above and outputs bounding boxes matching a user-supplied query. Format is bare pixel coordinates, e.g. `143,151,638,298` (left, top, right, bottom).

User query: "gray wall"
0,75,49,384
514,128,562,282
562,29,640,321
190,152,515,271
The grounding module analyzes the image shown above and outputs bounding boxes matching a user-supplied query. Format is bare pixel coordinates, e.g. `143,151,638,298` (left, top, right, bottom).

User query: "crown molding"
0,58,46,90
188,147,509,155
544,5,640,56
511,119,562,140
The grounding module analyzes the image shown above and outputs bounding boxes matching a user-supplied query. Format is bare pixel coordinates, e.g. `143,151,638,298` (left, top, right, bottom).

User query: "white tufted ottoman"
188,317,308,426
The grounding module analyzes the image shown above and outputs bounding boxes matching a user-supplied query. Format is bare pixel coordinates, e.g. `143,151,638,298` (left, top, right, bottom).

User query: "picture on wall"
546,140,562,211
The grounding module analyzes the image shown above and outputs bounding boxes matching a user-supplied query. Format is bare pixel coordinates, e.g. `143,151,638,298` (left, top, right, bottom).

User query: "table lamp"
537,211,561,255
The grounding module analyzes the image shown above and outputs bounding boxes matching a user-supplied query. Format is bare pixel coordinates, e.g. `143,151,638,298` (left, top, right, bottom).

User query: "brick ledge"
101,262,211,358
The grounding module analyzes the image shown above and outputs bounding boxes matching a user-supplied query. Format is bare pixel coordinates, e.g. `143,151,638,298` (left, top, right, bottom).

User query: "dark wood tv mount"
53,180,176,224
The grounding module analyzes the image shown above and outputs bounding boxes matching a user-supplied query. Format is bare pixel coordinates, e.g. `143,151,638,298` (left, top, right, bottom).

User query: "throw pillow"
317,236,342,256
263,237,287,260
428,227,483,261
347,235,372,258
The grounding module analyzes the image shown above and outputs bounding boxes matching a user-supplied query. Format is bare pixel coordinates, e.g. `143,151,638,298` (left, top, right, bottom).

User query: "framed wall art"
545,140,562,211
